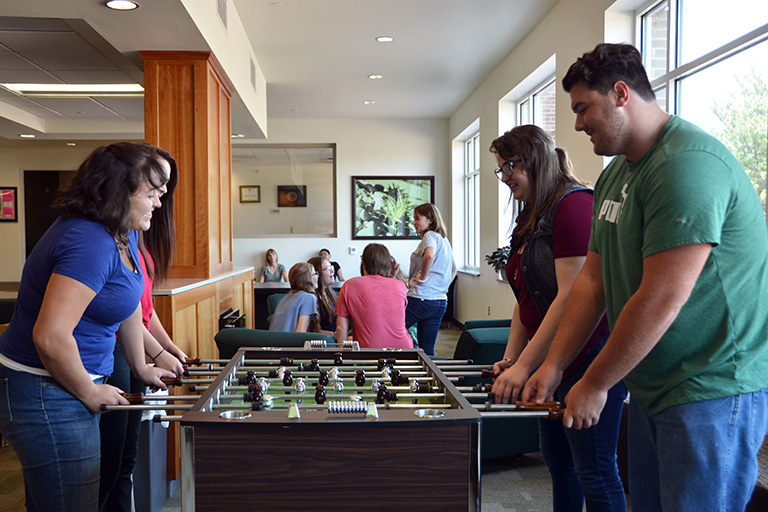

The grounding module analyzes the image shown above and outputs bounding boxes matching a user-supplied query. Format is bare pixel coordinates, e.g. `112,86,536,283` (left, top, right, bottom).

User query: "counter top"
153,267,254,296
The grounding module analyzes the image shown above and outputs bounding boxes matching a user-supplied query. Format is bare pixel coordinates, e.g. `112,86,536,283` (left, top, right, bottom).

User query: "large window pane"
533,80,556,135
680,0,768,65
642,1,669,80
678,40,768,213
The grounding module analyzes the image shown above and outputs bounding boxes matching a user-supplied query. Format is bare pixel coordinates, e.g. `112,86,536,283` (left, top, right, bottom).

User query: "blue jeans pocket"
0,377,11,430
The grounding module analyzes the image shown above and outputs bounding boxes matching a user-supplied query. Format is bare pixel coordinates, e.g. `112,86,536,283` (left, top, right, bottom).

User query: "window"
463,132,481,270
640,0,768,214
518,78,557,138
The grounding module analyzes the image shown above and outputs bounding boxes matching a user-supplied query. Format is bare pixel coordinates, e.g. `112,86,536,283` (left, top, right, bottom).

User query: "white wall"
232,118,449,281
447,0,621,323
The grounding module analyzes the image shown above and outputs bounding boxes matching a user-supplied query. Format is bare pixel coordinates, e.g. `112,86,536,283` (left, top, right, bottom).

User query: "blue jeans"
538,336,628,512
99,342,143,512
0,363,103,511
405,297,447,356
628,389,768,512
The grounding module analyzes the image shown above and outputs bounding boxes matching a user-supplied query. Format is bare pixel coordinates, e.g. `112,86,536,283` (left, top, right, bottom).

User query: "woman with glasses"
307,256,337,334
405,203,457,356
490,125,627,512
268,262,320,332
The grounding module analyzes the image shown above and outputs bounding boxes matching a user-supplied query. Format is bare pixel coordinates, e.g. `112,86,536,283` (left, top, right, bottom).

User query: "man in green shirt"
524,43,768,511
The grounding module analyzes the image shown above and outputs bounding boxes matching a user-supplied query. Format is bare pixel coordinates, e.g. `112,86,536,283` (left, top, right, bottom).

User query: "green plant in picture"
355,182,416,237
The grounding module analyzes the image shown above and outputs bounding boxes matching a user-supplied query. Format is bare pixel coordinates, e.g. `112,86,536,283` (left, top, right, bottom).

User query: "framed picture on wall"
239,185,261,203
0,187,17,222
277,185,307,207
352,176,434,239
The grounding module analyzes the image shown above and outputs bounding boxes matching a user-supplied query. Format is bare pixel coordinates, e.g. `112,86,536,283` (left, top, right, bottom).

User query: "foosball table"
180,347,481,512
109,344,566,511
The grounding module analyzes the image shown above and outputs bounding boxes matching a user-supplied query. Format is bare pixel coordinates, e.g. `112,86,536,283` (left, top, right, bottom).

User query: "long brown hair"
307,256,336,323
413,203,447,238
288,262,321,332
137,143,178,282
490,125,585,250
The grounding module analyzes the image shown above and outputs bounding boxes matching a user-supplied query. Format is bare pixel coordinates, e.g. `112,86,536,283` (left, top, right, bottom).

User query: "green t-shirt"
590,115,768,415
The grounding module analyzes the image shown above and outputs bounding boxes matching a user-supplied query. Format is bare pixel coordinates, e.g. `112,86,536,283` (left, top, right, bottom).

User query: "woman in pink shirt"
335,244,412,349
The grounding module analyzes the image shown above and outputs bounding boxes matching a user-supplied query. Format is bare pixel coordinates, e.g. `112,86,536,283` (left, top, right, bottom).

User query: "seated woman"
258,248,288,283
335,244,412,349
307,256,337,334
268,262,319,332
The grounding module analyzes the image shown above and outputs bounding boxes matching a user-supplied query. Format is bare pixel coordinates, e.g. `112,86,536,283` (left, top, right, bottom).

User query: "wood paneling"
141,51,233,279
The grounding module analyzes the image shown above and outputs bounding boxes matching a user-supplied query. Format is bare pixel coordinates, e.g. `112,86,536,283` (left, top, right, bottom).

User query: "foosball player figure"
315,384,327,404
355,370,366,386
282,369,293,386
334,352,343,365
318,370,330,386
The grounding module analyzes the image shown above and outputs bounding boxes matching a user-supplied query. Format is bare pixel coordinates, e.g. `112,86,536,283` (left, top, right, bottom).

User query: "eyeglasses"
494,159,522,180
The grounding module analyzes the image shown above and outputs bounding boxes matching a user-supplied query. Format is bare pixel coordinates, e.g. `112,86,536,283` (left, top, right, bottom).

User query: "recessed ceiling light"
363,100,375,105
67,142,77,146
105,1,139,10
376,36,394,43
231,133,245,139
368,74,383,80
19,134,35,138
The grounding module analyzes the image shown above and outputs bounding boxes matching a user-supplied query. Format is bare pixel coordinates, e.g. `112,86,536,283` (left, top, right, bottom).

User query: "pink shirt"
138,250,154,330
335,275,413,349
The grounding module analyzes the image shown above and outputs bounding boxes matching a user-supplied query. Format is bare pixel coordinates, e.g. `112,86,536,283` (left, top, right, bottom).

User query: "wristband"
151,348,164,360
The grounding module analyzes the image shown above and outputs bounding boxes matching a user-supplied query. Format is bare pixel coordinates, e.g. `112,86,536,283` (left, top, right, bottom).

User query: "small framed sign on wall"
239,185,261,203
0,187,18,222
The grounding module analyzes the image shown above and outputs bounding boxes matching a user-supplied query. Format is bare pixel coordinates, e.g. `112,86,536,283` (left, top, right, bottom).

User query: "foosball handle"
480,369,499,379
161,377,183,387
121,392,143,405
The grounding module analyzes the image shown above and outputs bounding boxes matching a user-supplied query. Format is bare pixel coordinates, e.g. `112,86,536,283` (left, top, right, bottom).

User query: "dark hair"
490,125,585,250
55,142,165,240
137,143,178,282
361,243,392,278
413,203,447,238
562,43,655,102
319,248,331,256
307,256,337,323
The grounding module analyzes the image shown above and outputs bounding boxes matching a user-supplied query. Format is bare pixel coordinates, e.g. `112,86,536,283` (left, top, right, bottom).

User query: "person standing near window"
490,125,627,511
524,43,768,511
404,203,457,356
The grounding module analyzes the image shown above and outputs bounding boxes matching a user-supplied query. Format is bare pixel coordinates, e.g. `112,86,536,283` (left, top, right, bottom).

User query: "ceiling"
0,0,560,141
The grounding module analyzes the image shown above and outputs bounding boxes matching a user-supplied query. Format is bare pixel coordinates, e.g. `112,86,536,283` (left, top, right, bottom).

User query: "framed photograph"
352,176,434,239
239,185,261,203
277,185,307,207
0,187,17,222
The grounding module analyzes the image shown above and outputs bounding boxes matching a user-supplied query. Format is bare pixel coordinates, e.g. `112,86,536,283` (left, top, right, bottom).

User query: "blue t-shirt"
408,230,455,300
0,217,144,376
268,290,317,332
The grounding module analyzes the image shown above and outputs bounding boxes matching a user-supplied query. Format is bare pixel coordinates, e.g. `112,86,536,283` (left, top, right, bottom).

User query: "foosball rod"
101,404,195,412
209,402,454,411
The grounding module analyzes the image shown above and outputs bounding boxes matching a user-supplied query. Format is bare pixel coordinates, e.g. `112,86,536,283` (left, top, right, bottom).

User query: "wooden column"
141,51,233,279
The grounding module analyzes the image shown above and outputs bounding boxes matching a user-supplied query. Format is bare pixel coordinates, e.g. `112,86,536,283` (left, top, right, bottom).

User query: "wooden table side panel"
193,423,473,511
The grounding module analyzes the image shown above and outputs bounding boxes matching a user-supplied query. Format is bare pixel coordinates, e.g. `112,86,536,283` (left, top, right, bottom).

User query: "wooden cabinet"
152,267,254,479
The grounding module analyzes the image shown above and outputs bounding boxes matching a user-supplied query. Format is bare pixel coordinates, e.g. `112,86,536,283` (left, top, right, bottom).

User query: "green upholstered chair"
462,318,511,331
454,324,540,460
266,293,287,317
214,327,336,359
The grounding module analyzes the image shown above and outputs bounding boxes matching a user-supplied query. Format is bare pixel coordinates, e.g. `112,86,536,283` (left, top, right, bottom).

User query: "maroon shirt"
506,191,609,377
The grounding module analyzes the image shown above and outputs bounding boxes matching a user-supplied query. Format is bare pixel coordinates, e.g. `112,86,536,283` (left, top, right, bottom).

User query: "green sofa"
455,319,540,460
214,327,337,359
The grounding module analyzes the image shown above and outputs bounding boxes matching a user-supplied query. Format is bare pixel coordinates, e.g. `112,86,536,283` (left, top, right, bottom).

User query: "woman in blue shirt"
0,143,175,511
405,203,457,356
